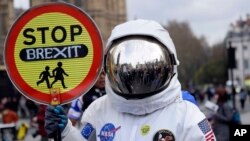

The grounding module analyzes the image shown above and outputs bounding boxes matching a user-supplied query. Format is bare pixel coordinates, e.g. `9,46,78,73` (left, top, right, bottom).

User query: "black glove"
45,105,68,138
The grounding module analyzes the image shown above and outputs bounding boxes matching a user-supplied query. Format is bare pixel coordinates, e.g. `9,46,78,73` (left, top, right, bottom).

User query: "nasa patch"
81,123,94,139
98,123,121,141
153,129,175,141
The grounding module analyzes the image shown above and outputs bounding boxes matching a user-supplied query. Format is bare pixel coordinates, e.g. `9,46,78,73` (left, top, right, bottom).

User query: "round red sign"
4,2,103,105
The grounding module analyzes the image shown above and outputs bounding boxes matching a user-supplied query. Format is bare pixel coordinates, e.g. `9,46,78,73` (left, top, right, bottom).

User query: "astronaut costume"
47,19,216,141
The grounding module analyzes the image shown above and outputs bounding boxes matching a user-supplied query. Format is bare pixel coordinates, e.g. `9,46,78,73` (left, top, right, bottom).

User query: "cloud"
126,0,250,45
14,0,29,9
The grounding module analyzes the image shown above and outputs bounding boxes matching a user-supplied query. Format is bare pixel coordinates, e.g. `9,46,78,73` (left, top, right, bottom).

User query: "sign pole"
227,41,236,109
230,68,236,109
50,88,62,141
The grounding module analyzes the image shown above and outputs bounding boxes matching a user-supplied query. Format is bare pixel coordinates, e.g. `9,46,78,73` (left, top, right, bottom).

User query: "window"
244,59,249,69
243,45,247,50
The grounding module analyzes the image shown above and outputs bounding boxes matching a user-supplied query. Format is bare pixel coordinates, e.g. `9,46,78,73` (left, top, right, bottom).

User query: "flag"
198,119,215,141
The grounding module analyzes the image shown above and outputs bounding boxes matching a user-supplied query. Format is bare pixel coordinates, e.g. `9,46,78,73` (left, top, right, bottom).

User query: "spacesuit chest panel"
95,104,182,141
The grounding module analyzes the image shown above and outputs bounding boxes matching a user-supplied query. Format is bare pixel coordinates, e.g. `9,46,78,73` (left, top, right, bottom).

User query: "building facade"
0,0,15,66
30,0,127,45
225,15,250,87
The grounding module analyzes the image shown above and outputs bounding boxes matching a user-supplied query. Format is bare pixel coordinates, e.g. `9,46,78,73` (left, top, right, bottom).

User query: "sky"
14,0,250,46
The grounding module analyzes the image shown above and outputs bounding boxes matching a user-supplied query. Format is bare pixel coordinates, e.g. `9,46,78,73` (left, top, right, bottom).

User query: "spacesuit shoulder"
180,101,216,141
80,95,109,124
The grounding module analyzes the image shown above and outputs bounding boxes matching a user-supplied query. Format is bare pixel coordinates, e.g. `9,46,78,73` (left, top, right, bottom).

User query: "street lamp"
227,41,236,109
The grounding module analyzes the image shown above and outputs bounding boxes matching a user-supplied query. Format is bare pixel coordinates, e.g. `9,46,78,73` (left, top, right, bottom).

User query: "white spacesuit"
46,19,216,141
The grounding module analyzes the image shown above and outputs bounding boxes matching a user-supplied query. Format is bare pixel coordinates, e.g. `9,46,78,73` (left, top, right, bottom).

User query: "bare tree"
165,21,208,88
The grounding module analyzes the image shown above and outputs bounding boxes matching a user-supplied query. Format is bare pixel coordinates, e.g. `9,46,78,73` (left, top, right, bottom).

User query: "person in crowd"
25,99,39,118
2,107,19,124
210,86,233,141
67,71,106,126
206,84,215,101
45,19,215,141
239,88,247,111
31,104,48,141
2,101,19,140
18,95,30,118
247,88,250,102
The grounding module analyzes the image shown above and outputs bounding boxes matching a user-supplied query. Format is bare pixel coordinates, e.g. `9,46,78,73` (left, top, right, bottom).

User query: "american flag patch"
198,119,215,141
